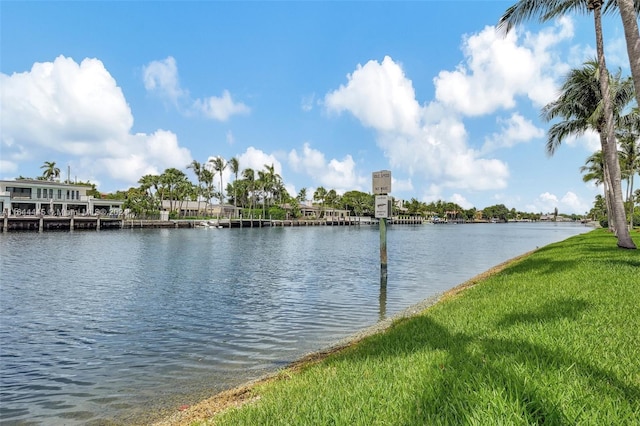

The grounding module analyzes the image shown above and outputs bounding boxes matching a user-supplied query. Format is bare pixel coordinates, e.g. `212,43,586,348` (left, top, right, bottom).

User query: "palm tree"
228,157,240,211
208,156,227,205
500,0,636,248
40,161,60,181
541,60,634,230
242,168,256,212
580,151,612,222
187,160,203,217
313,186,327,218
201,168,215,216
617,119,640,228
616,0,640,106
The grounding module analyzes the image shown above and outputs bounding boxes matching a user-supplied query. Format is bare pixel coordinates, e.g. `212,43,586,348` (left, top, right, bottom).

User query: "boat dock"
2,214,424,232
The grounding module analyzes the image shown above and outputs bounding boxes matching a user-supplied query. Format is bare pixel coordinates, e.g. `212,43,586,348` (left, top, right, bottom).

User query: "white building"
0,179,124,216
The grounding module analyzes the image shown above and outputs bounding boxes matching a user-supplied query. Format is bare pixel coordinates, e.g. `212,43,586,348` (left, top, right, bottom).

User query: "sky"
1,1,635,215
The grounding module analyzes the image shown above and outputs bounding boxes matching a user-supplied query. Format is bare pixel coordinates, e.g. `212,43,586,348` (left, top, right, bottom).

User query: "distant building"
0,179,124,216
160,200,240,217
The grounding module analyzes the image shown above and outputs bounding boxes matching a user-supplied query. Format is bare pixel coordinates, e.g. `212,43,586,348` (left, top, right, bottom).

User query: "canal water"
0,222,589,424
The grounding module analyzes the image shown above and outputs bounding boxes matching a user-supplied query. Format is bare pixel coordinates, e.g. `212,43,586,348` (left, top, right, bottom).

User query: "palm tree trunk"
600,142,615,231
593,1,636,248
618,0,640,103
629,173,635,229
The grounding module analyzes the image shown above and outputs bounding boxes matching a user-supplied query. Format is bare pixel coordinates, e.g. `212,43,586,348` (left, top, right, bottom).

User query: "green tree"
617,112,640,229
228,157,240,211
40,161,60,181
242,168,256,211
500,0,636,248
159,168,189,213
341,191,374,217
209,156,227,205
541,59,635,246
187,160,204,217
483,204,510,222
313,186,328,218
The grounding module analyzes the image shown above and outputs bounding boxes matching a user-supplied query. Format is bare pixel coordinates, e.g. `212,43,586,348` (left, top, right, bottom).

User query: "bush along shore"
159,229,640,426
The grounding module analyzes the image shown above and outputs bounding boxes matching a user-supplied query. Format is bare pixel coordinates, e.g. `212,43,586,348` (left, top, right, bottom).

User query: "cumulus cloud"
324,56,509,192
434,19,572,116
142,56,184,104
288,142,367,191
142,56,249,121
0,55,192,188
236,146,282,177
322,18,582,199
193,90,250,121
528,191,589,214
326,56,420,134
482,113,545,153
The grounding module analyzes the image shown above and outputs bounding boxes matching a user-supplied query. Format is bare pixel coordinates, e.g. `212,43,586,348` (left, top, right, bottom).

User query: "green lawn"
206,229,640,425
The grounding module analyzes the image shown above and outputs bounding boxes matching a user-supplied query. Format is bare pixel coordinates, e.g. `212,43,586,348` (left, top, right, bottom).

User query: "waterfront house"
0,179,124,216
160,200,241,217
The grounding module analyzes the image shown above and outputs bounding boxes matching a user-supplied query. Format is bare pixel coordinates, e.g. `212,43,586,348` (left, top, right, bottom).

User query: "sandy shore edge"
152,250,533,426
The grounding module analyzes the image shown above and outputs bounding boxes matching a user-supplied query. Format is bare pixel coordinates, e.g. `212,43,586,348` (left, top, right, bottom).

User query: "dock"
2,214,425,232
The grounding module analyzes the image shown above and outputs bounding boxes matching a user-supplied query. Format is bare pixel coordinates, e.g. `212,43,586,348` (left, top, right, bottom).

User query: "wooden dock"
2,215,425,232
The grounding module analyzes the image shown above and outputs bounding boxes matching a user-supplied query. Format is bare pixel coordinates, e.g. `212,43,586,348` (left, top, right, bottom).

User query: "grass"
198,229,640,425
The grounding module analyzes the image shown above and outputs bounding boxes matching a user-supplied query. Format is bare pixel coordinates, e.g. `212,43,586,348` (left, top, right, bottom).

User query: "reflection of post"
379,269,387,321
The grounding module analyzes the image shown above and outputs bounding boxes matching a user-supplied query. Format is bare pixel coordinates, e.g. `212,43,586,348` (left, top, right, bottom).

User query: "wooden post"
380,216,388,275
3,209,8,233
379,268,387,321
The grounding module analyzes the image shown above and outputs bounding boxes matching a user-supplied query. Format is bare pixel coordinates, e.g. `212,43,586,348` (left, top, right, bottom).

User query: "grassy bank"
194,229,639,425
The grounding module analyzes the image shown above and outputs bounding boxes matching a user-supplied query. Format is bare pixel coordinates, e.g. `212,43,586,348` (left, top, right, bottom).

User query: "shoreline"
150,250,534,426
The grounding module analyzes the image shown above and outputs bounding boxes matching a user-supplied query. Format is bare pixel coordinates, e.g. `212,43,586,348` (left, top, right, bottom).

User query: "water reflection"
379,270,388,321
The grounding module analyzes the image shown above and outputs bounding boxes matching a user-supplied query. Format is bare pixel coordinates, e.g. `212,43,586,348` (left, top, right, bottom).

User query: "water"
0,222,589,424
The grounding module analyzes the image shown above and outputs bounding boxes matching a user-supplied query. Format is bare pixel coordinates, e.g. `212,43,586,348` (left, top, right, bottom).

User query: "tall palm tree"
228,157,240,211
313,186,327,218
242,168,256,211
40,161,60,181
617,119,640,228
208,156,227,205
187,160,203,217
541,60,634,230
580,151,613,222
500,1,636,248
201,168,215,216
616,0,640,105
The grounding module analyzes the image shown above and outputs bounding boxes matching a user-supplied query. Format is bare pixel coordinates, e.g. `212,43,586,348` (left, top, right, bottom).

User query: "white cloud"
325,56,420,134
482,113,545,153
450,193,473,209
0,55,192,189
237,146,282,177
193,90,250,121
324,56,509,192
142,56,249,121
226,130,235,145
562,130,601,152
529,191,588,214
142,56,184,104
0,160,18,174
301,93,315,112
434,19,572,116
288,142,366,191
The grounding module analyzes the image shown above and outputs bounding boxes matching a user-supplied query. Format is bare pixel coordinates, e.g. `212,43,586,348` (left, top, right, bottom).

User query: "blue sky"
1,1,634,214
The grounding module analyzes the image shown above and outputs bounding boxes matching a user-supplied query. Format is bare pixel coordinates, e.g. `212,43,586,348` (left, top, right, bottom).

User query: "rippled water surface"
0,223,589,424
